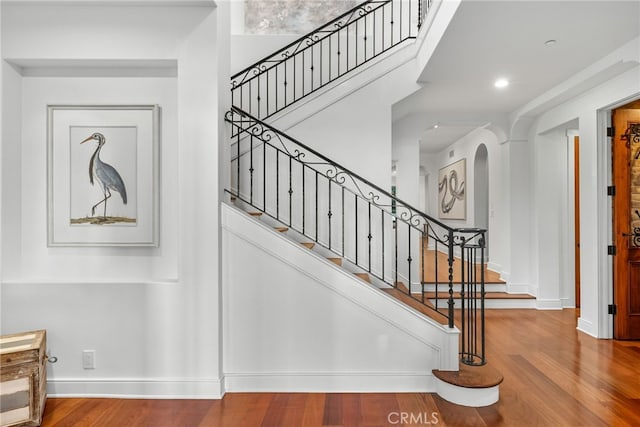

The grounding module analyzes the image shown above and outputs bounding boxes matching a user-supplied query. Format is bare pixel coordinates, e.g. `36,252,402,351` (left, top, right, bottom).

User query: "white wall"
222,203,458,392
1,1,225,398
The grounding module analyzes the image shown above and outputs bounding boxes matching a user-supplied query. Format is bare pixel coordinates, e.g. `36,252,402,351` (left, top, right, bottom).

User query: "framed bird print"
47,105,160,246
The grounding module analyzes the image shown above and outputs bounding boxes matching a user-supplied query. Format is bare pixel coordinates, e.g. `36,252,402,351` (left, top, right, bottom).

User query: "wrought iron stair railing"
226,107,487,366
231,0,433,121
228,0,486,365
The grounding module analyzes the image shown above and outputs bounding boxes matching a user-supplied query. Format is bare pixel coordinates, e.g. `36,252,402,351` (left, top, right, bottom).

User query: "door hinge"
608,245,617,256
607,126,615,137
607,186,616,196
608,304,617,315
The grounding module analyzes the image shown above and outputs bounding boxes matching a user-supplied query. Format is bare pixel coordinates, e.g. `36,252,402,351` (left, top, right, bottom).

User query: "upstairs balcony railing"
226,107,487,366
231,0,433,121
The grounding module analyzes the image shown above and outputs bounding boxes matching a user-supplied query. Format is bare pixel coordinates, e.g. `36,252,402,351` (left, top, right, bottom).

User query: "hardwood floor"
41,309,640,426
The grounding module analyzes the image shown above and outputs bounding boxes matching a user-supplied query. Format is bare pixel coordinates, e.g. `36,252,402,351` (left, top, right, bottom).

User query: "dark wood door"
612,101,640,339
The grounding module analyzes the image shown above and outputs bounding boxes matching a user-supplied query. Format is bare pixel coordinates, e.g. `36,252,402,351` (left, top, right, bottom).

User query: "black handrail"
229,105,451,232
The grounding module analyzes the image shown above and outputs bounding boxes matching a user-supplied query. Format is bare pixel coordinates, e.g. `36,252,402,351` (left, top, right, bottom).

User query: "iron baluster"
434,239,439,309
447,230,454,329
421,225,426,304
263,141,266,211
399,0,402,42
276,151,280,220
368,202,372,272
328,180,333,250
289,156,293,227
390,2,394,46
236,129,241,199
302,164,306,234
364,11,367,62
407,225,412,287
310,46,314,93
329,34,333,81
394,217,398,290
381,210,385,281
480,234,486,364
382,6,385,53
315,171,319,242
257,74,261,118
249,136,254,204
355,194,359,265
346,25,350,73
342,187,345,257
320,38,324,87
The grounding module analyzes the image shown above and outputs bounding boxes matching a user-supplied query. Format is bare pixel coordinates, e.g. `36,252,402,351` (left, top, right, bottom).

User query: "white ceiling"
393,0,640,153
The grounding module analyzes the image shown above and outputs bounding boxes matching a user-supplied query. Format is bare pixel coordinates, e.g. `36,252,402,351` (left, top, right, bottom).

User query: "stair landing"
433,363,503,407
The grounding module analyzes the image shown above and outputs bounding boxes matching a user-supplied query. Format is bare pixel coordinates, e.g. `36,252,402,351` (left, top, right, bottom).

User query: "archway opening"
474,144,489,259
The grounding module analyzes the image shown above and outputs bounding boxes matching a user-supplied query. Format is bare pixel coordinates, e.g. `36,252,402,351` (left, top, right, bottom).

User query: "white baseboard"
223,372,435,393
577,317,597,338
486,262,502,276
47,378,224,399
505,283,534,295
535,299,563,310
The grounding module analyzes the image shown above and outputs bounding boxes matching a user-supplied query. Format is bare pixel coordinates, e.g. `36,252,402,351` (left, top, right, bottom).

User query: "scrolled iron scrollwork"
325,168,348,185
292,149,306,161
622,123,640,146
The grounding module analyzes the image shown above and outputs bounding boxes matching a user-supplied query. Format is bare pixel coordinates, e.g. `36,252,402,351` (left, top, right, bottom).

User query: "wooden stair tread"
433,363,503,389
422,248,505,284
395,282,409,294
275,227,288,232
354,273,371,283
328,257,343,266
382,288,447,324
301,242,315,249
248,212,263,217
426,291,535,300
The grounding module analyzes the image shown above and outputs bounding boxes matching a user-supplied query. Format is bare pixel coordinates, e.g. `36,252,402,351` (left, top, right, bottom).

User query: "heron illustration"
80,132,127,218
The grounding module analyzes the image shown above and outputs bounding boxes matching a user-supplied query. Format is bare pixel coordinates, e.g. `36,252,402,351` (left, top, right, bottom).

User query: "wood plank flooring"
40,309,640,426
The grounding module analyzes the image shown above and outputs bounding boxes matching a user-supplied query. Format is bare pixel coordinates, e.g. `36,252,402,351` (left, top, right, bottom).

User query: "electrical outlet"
82,350,96,369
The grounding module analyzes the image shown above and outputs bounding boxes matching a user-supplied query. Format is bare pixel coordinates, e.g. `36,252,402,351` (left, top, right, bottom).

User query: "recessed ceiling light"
494,78,509,89
544,39,557,46
433,123,439,129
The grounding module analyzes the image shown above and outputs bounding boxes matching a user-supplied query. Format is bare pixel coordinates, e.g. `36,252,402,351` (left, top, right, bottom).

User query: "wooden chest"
0,330,47,427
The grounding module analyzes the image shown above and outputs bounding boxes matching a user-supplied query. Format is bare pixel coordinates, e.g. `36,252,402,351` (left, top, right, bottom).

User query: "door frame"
610,101,640,339
597,95,640,338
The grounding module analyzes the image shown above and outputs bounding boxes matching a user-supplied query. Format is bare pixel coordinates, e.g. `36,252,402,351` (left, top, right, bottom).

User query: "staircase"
224,0,502,406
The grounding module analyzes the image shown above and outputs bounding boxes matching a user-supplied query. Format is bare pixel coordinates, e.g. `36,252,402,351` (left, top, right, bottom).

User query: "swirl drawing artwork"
438,159,466,219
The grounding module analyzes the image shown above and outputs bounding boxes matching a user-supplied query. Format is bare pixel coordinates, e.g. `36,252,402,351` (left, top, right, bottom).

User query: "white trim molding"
224,372,435,393
48,378,224,399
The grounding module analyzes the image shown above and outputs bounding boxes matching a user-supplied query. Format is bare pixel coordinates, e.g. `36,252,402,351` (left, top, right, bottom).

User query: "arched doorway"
474,144,489,259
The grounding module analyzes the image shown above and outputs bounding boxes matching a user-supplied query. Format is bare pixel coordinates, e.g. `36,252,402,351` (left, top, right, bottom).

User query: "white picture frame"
438,158,466,220
47,105,160,247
